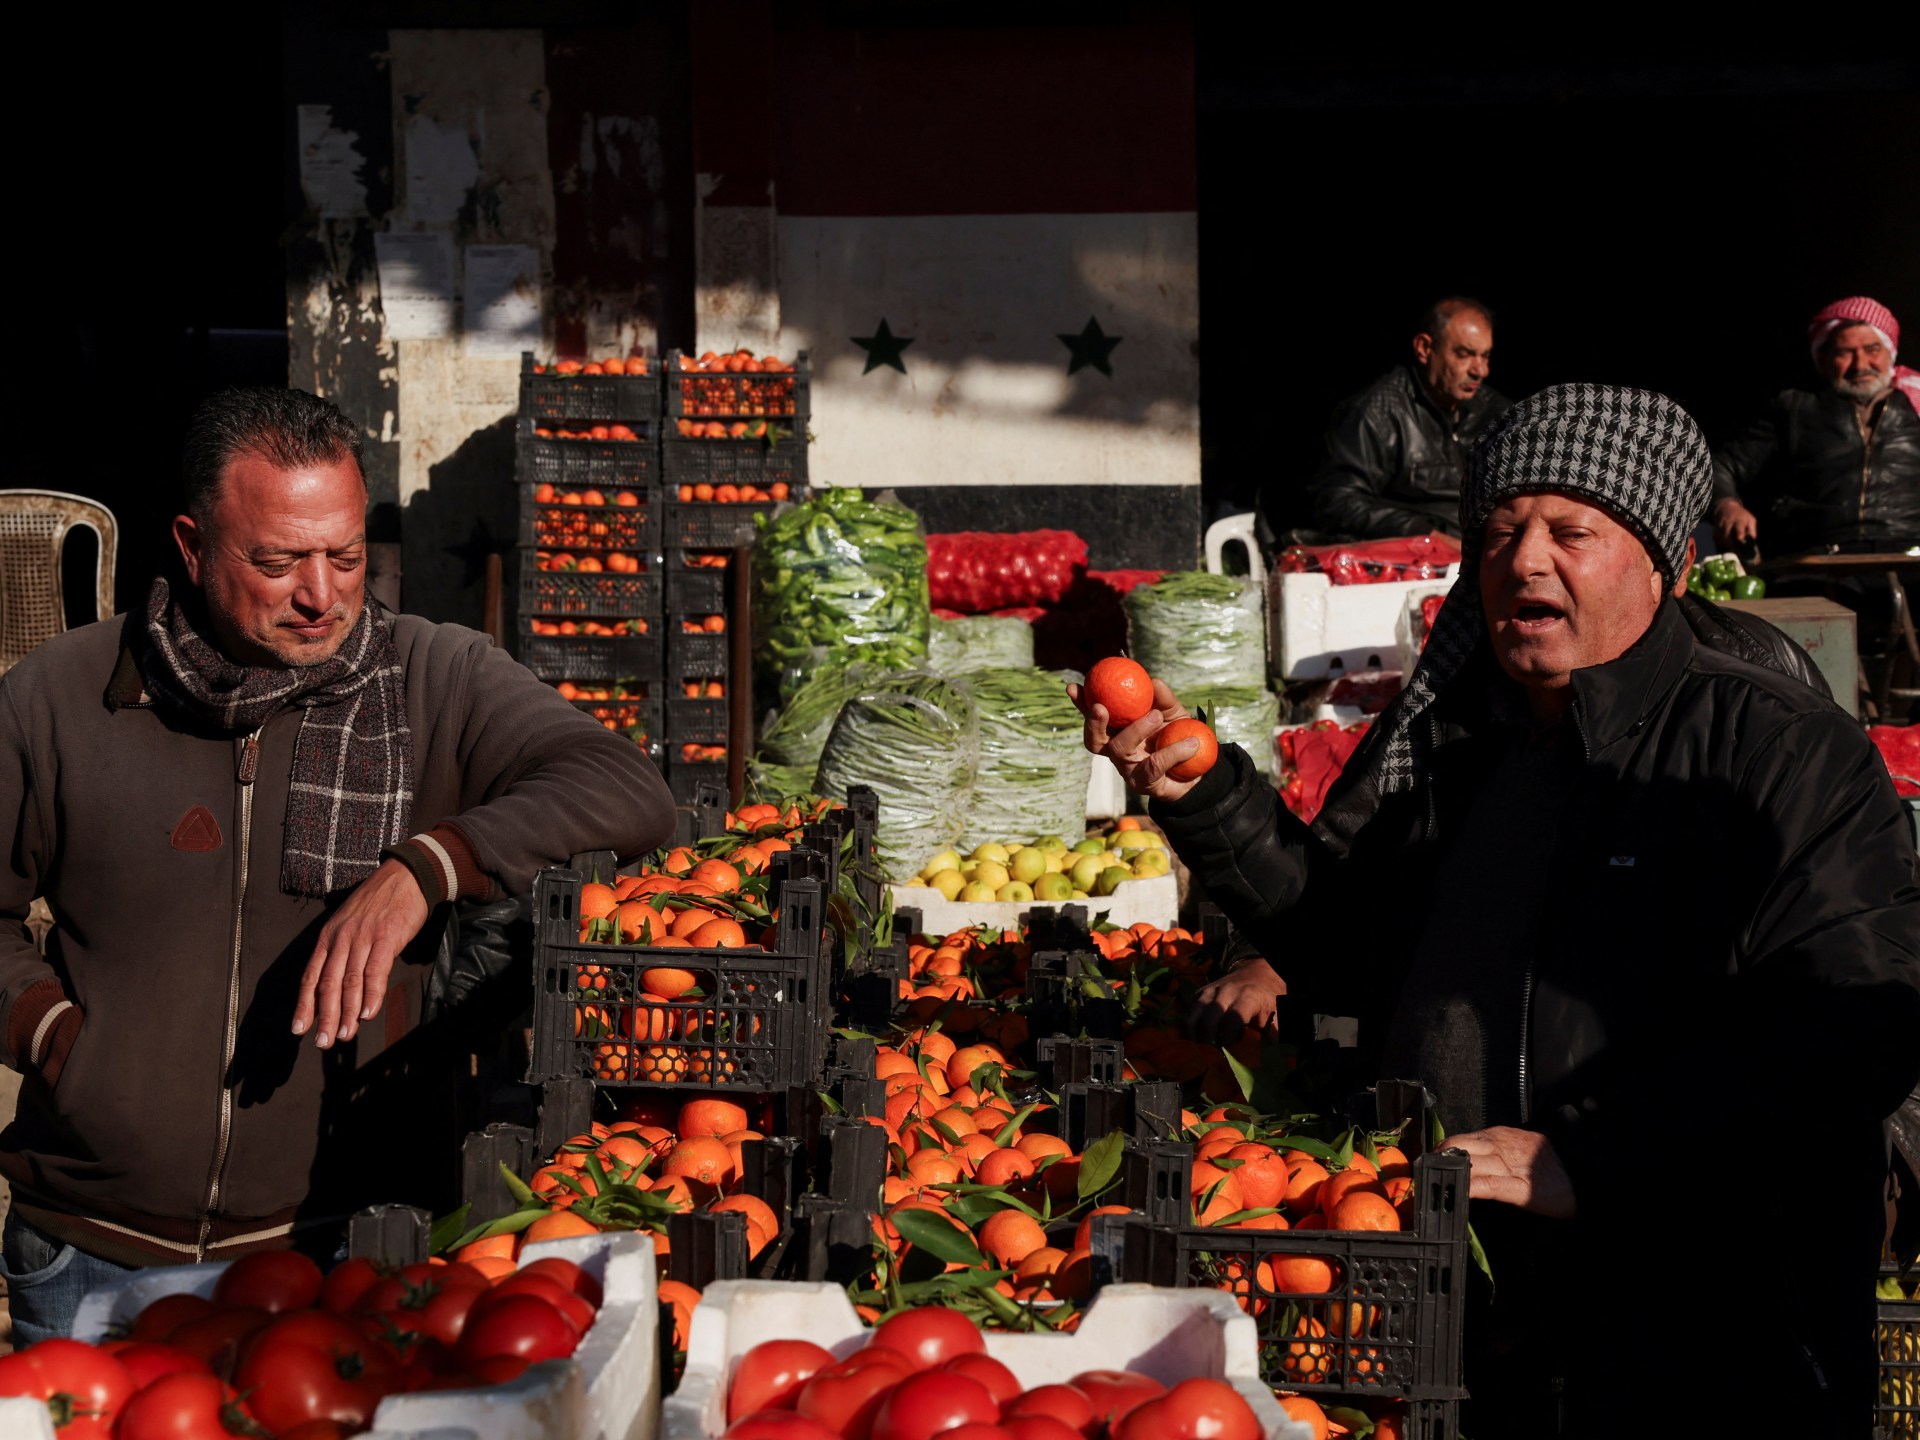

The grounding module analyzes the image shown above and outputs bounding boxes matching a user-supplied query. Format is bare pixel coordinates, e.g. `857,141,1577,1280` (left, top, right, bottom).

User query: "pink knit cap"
1808,295,1900,360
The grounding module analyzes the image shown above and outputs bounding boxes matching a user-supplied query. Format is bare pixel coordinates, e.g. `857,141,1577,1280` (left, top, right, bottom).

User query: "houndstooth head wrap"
1310,383,1712,855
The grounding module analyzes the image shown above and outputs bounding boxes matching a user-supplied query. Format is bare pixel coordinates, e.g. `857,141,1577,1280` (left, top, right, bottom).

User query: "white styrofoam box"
42,1232,658,1440
1277,568,1456,680
889,870,1177,935
662,1280,1313,1440
1086,753,1128,819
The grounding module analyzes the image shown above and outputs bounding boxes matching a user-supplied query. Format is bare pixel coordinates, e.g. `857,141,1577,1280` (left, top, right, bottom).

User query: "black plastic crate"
666,696,729,744
667,350,810,421
528,862,825,1091
669,630,730,678
518,483,660,553
1880,1265,1919,1439
1090,1149,1469,1401
520,352,661,423
521,567,662,620
572,695,663,748
517,632,661,682
667,759,731,806
665,564,728,614
516,429,658,489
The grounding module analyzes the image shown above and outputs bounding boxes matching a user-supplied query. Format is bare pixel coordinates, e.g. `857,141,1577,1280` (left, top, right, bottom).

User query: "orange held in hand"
1085,656,1155,728
1151,717,1219,781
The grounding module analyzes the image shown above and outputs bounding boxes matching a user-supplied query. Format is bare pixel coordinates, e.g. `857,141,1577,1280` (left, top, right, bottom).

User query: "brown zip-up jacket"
0,609,675,1265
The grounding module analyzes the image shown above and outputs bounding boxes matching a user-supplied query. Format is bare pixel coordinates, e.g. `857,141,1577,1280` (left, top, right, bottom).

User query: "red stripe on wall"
771,14,1196,217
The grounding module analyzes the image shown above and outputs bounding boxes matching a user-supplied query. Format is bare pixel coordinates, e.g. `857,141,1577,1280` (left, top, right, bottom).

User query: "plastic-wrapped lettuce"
929,615,1035,674
1125,571,1267,693
816,671,977,880
1180,684,1282,775
753,488,931,705
755,666,880,775
958,667,1091,852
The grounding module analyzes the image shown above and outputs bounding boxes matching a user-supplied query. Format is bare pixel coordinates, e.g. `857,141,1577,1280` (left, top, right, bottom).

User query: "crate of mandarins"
515,415,658,488
517,479,661,553
666,347,810,422
1086,1108,1470,1409
520,349,661,423
527,851,831,1094
521,563,661,620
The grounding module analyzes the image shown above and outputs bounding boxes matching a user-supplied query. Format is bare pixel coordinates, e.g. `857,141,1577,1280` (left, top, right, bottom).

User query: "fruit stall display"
663,349,811,554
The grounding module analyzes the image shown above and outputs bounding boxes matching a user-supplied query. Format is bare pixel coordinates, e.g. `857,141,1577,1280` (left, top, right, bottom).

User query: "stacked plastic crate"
661,348,811,802
515,353,664,760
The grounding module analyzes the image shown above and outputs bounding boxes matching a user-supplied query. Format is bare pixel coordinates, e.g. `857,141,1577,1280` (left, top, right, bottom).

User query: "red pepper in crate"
925,530,1089,613
1278,533,1462,585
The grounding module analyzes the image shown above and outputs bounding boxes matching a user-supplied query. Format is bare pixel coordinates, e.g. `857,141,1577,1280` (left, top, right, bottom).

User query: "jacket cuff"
382,824,495,904
8,977,83,1085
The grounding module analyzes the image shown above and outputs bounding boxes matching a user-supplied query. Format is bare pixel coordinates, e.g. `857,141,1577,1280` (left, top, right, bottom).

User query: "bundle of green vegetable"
745,759,818,803
929,614,1035,674
958,667,1091,852
754,665,882,776
1179,684,1282,775
816,672,977,880
752,487,931,705
1125,571,1267,692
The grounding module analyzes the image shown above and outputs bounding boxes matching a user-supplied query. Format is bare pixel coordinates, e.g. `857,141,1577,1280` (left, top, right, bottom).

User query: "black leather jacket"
1307,365,1510,539
1154,600,1920,1426
1712,386,1920,555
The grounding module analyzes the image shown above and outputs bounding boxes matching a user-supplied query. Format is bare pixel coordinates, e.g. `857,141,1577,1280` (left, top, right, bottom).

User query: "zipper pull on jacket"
236,731,259,785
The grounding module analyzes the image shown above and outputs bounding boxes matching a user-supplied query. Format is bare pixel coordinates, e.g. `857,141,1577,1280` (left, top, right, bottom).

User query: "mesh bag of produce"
755,666,882,775
958,667,1091,852
1180,684,1281,775
816,671,977,880
929,615,1036,674
752,487,931,705
1125,571,1267,693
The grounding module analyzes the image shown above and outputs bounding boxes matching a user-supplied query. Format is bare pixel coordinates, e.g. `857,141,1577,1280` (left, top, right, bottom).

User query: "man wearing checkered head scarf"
1712,294,1920,556
1079,383,1920,1434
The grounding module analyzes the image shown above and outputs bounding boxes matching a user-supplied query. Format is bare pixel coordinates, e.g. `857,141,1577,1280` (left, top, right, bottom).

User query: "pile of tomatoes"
0,1247,601,1439
718,1306,1268,1440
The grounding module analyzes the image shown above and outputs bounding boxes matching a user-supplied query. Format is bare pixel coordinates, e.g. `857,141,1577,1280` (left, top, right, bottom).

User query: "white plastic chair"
0,489,118,674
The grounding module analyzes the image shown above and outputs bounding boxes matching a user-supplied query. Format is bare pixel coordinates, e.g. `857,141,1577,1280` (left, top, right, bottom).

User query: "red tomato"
724,1413,844,1439
796,1348,914,1440
234,1313,393,1434
479,1273,596,1336
727,1338,837,1422
106,1342,211,1392
1002,1418,1086,1440
395,1282,485,1349
1144,1378,1262,1440
130,1292,217,1342
166,1307,272,1376
1065,1370,1164,1429
115,1372,261,1440
940,1352,1020,1408
0,1339,134,1439
870,1371,999,1440
869,1307,986,1368
457,1294,580,1367
317,1257,386,1315
212,1249,324,1314
931,1427,1014,1440
1006,1384,1096,1436
516,1255,605,1309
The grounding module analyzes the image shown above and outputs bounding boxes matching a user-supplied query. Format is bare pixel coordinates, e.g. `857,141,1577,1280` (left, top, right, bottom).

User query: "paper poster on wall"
373,232,456,340
296,105,368,219
463,245,541,358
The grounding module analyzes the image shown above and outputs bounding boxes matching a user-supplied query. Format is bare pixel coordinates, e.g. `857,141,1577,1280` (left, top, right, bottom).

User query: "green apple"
1069,854,1107,892
958,881,1000,903
1035,834,1068,851
1034,872,1073,901
1095,865,1133,896
928,868,968,900
972,842,1012,865
1071,838,1108,856
1129,847,1171,878
996,880,1035,902
1010,848,1047,885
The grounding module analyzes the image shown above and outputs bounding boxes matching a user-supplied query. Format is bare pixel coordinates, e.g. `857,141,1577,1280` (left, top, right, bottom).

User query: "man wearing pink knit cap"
1711,295,1920,555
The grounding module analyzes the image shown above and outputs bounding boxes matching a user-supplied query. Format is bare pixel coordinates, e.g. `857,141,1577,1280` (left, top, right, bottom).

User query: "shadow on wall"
400,418,518,633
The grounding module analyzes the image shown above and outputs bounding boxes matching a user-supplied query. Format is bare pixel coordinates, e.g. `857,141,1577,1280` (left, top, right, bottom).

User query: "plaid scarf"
141,576,414,898
1312,383,1712,855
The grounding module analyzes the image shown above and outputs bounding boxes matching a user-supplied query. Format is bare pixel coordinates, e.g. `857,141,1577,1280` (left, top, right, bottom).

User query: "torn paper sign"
374,232,456,340
296,105,368,218
463,245,542,358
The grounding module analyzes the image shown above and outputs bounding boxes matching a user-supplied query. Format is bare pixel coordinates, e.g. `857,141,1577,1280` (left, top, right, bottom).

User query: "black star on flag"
1058,316,1122,377
852,318,914,375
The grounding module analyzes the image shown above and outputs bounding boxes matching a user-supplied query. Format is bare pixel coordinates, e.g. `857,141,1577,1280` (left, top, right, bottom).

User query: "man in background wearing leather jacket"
1078,385,1920,1438
1304,297,1511,539
1712,294,1920,557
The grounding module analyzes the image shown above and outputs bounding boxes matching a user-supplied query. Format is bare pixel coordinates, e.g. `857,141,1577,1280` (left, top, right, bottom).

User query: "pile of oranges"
530,356,651,376
681,615,727,634
535,550,646,574
675,349,801,418
529,423,645,441
680,743,727,764
682,679,726,698
528,617,649,638
673,480,791,503
531,484,645,508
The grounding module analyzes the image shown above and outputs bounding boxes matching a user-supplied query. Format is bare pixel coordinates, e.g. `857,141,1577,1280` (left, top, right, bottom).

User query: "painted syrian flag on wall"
767,20,1198,495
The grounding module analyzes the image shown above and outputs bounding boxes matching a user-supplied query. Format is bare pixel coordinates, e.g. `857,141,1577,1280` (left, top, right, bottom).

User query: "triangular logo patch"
171,805,223,853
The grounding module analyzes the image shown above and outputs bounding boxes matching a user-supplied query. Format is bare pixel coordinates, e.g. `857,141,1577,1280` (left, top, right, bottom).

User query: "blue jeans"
1,1210,135,1347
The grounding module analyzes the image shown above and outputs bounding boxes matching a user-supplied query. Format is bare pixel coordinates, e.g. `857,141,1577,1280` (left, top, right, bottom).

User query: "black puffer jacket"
1155,600,1920,1432
1712,386,1920,555
1306,365,1511,539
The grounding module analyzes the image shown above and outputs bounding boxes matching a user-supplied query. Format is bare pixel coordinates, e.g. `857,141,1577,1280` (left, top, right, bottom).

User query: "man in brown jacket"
0,388,675,1342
